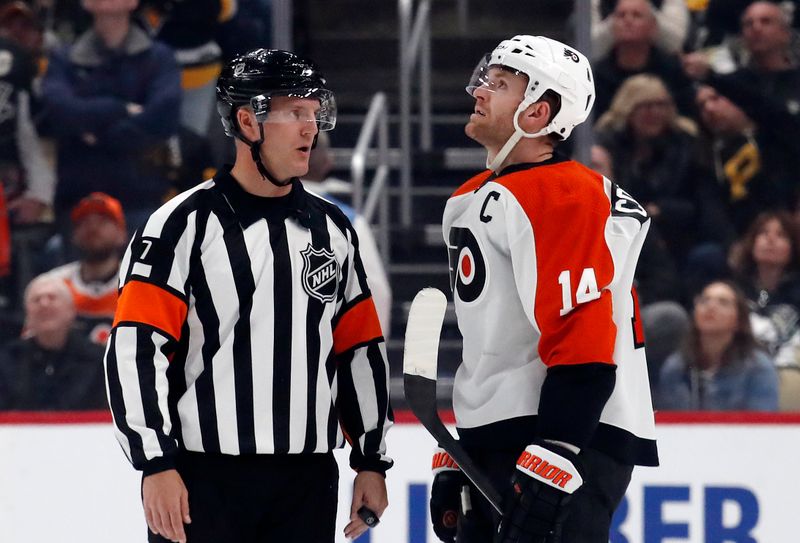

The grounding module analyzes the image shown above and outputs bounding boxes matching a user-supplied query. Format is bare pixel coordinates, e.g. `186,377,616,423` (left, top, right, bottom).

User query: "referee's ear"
236,108,260,141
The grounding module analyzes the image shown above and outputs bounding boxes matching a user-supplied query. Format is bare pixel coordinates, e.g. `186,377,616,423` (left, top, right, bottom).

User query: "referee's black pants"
147,451,339,543
457,447,632,543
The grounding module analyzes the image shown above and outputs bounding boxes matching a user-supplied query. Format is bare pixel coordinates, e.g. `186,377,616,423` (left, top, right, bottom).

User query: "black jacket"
593,47,696,118
0,329,107,410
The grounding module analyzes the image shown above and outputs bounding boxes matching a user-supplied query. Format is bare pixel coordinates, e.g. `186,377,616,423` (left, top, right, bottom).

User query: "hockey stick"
402,288,504,513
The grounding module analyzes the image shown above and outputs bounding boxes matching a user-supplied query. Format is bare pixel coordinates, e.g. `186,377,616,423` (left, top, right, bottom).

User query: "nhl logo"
233,63,246,76
301,244,339,303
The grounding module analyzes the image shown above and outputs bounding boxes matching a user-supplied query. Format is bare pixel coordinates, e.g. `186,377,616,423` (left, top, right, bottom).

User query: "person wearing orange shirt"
434,35,658,543
43,192,126,345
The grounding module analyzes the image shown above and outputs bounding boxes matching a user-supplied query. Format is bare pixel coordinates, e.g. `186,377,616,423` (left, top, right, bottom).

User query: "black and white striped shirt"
105,170,393,475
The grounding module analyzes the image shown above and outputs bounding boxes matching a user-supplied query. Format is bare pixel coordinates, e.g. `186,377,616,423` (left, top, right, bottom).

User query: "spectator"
684,1,800,116
732,211,800,365
694,84,798,234
658,280,779,410
595,74,721,268
691,0,800,49
0,273,107,410
158,126,217,196
589,143,614,178
43,192,126,345
139,0,236,136
707,1,800,148
592,0,694,117
0,4,56,314
0,1,45,59
41,0,181,230
740,0,799,70
590,142,687,391
36,0,93,47
684,0,800,73
303,132,392,337
690,4,800,236
591,0,689,58
0,3,54,225
216,0,271,62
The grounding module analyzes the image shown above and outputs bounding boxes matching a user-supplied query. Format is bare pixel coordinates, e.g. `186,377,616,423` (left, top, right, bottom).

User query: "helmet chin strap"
487,130,523,172
238,122,293,187
486,99,552,172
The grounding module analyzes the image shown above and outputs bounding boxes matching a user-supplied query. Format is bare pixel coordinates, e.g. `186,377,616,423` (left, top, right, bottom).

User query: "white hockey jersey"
442,158,658,466
43,261,117,345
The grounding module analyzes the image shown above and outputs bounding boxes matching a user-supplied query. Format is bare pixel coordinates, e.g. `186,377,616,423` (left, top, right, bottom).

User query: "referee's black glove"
430,446,464,543
494,442,584,543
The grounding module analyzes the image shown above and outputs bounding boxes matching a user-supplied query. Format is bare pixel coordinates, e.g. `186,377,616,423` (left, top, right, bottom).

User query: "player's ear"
520,101,550,132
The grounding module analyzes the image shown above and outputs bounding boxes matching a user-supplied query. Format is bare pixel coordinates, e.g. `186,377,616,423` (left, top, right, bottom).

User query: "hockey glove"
430,446,465,543
494,442,584,543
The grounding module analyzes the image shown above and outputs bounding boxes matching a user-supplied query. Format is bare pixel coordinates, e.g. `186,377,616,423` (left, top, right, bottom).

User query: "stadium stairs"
302,0,574,406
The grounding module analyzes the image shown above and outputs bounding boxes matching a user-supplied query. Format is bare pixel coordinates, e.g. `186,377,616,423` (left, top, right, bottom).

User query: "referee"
104,49,393,543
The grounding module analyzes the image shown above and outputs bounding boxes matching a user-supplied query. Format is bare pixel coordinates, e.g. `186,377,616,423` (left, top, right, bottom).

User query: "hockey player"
432,35,659,543
105,49,392,543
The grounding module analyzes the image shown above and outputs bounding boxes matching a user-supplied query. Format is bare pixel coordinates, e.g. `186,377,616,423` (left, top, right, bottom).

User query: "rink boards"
1,411,799,542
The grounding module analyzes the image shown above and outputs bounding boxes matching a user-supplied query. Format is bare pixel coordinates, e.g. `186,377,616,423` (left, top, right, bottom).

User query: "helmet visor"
465,53,526,97
465,53,493,97
251,88,337,131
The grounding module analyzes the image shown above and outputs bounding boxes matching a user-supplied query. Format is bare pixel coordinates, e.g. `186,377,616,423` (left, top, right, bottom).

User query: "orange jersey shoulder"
452,170,493,198
495,161,617,367
493,160,609,222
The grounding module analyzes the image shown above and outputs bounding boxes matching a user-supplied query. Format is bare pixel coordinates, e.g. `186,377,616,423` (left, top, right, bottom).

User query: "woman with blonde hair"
595,74,728,271
595,73,697,135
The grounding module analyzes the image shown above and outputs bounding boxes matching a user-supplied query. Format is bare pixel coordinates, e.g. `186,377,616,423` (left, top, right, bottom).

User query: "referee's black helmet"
216,48,336,139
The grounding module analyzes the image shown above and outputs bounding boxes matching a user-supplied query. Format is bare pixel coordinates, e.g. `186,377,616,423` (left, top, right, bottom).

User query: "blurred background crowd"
0,0,799,415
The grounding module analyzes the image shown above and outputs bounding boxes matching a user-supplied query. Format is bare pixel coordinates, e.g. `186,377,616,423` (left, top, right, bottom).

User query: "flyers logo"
89,323,112,346
447,226,486,303
564,48,580,63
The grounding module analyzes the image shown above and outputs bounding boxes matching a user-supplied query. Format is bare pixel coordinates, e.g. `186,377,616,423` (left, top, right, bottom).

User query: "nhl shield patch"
301,244,339,303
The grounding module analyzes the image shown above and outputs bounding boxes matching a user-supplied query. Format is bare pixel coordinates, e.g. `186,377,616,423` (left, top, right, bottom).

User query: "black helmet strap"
233,111,293,188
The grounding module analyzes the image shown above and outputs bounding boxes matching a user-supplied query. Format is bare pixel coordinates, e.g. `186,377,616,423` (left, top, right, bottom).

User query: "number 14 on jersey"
558,268,600,316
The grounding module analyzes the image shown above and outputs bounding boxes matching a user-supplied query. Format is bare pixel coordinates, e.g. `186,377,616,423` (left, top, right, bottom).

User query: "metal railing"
351,92,391,264
457,0,469,34
271,0,293,51
398,0,432,227
572,0,594,165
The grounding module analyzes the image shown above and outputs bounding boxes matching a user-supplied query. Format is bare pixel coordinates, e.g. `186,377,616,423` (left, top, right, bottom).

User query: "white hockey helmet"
467,35,595,170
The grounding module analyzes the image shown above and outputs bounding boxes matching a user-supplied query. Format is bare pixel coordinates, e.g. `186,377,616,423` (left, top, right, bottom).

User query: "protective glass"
465,54,525,97
250,88,337,131
465,53,493,97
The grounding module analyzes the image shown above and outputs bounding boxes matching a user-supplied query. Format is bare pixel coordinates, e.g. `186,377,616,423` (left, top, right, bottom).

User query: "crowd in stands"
0,0,270,410
591,0,800,412
0,0,798,413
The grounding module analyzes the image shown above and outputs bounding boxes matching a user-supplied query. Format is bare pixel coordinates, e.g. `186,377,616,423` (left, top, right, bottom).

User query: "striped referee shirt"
105,169,393,475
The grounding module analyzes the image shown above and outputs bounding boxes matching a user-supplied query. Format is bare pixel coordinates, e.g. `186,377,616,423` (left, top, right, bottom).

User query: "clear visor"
465,53,493,96
251,88,337,131
465,54,525,97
